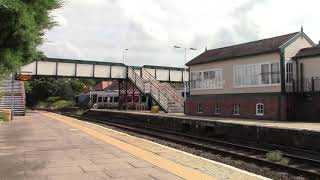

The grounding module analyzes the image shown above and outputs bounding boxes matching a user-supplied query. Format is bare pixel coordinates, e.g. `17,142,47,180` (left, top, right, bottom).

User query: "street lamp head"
174,46,181,49
124,49,128,51
190,48,197,50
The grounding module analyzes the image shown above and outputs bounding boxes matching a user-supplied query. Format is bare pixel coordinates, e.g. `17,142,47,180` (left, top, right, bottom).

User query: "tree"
26,77,97,106
0,0,62,76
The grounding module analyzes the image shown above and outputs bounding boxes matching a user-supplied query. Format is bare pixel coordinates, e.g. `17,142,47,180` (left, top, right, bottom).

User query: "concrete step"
0,107,24,110
168,110,183,113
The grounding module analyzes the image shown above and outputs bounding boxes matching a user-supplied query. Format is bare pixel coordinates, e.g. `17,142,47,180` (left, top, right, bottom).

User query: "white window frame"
256,103,264,116
190,68,224,90
233,61,281,88
285,61,294,84
197,104,203,113
233,104,240,115
214,104,222,114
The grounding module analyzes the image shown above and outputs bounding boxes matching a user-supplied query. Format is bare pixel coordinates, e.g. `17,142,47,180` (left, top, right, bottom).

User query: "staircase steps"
127,67,184,113
0,76,26,116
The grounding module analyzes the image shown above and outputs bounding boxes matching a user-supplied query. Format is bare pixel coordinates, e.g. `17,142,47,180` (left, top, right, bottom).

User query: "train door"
103,96,108,108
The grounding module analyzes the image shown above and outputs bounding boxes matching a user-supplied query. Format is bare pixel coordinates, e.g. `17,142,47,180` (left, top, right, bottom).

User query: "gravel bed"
85,119,309,180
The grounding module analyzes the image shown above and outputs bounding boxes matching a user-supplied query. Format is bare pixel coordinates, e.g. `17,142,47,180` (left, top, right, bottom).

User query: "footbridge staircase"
0,75,26,116
128,67,184,113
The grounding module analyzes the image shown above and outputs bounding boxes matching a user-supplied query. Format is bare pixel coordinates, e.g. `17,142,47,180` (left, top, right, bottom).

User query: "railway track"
63,113,320,179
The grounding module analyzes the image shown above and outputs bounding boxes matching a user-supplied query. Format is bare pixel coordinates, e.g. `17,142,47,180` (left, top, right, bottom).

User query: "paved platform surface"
95,109,320,132
0,111,268,180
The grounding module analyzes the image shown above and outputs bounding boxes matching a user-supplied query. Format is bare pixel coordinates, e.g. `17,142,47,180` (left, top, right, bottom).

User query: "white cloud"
40,0,320,67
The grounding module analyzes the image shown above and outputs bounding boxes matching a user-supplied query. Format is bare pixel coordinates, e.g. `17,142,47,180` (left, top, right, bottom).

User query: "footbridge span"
18,58,188,113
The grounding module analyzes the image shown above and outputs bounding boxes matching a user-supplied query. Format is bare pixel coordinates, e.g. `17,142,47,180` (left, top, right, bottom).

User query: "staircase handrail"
140,68,170,111
128,67,168,111
161,82,184,107
141,68,184,109
127,67,147,93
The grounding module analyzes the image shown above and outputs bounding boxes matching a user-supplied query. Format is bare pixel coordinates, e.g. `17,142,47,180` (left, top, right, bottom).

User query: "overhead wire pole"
174,46,197,103
123,49,128,64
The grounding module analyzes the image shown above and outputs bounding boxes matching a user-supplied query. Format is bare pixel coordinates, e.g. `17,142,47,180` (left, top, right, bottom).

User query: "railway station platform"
87,110,320,152
0,111,268,180
94,109,320,132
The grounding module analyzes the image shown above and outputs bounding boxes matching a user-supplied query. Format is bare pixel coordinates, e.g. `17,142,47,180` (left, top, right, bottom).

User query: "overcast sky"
40,0,320,67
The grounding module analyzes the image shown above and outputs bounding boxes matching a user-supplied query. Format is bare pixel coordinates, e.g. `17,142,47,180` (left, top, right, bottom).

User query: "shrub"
266,150,290,165
0,111,3,123
52,100,75,110
46,97,61,103
36,101,49,109
74,109,88,116
280,157,290,166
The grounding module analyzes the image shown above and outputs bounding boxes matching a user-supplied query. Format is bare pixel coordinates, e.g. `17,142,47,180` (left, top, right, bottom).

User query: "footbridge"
18,58,189,82
18,58,188,113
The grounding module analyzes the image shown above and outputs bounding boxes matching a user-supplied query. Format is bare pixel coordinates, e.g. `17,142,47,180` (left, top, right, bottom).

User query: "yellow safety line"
42,112,215,180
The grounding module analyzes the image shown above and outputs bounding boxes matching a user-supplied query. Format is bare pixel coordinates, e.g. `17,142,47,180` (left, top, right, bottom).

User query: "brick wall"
186,93,287,120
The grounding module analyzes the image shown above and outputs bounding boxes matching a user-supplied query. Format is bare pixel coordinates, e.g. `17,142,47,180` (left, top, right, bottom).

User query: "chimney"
205,46,208,52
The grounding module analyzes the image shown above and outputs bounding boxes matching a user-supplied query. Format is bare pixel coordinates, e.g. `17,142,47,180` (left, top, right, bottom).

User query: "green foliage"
280,157,290,166
73,109,88,116
0,111,4,123
47,96,61,103
26,77,96,106
0,0,63,75
52,100,75,110
35,97,75,110
266,150,289,165
36,101,49,109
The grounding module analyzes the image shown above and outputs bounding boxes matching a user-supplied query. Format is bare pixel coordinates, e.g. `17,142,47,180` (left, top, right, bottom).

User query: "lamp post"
174,46,197,103
122,49,128,64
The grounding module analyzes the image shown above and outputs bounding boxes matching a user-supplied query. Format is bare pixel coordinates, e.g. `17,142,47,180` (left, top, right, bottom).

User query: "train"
77,90,150,110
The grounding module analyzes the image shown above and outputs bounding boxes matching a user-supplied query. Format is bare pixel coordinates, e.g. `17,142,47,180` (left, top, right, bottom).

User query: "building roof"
186,32,300,66
294,46,320,59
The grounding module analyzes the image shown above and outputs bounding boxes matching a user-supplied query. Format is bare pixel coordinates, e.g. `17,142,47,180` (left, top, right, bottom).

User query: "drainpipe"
292,58,299,92
279,51,286,120
280,51,286,94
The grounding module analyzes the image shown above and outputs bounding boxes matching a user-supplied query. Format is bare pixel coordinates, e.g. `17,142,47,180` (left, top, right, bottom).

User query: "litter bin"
151,106,160,113
0,109,12,121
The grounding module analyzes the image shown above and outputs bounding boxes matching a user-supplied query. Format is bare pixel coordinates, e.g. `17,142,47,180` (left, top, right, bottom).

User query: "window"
261,64,270,84
234,62,280,87
92,95,97,103
191,72,202,89
233,104,240,115
214,104,222,114
103,97,108,102
113,96,119,102
98,97,103,103
271,63,280,84
191,69,223,89
286,62,293,84
256,103,264,116
197,104,203,113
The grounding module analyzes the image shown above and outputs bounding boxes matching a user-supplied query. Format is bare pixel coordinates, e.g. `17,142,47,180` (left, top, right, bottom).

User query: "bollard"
0,109,12,122
151,106,160,113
